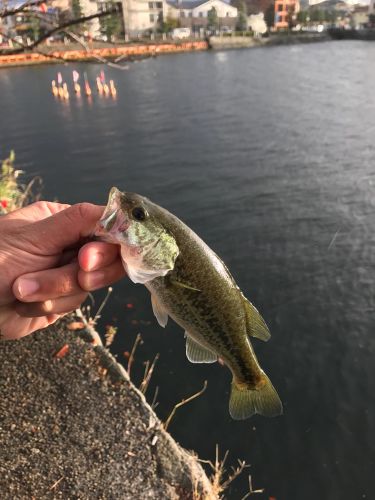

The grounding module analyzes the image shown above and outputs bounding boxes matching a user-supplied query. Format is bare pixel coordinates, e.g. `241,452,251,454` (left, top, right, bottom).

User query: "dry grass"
0,150,42,214
164,380,208,432
196,445,264,499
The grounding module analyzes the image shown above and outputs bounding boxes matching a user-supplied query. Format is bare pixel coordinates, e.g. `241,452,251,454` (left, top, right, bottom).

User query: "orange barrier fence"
0,41,208,67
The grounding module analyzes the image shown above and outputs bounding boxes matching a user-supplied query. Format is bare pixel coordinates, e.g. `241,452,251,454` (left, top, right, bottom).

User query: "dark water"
1,41,375,499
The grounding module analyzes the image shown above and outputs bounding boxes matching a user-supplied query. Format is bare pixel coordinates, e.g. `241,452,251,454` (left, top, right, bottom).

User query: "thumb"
23,203,104,254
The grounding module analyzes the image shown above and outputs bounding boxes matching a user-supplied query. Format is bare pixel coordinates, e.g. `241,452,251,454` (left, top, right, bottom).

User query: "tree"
159,15,180,33
286,3,296,30
99,2,123,41
100,14,122,40
30,15,41,41
236,1,248,31
207,7,219,31
310,9,325,23
297,10,308,25
0,0,120,55
71,0,82,19
264,3,275,28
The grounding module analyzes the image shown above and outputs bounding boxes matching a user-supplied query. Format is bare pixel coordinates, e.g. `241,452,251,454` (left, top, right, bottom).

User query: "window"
156,1,162,7
149,2,153,8
189,12,192,17
199,11,203,17
226,12,230,16
150,13,155,21
180,10,185,17
278,4,283,11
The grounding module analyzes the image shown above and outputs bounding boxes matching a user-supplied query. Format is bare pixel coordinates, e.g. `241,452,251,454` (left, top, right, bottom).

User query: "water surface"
1,41,374,499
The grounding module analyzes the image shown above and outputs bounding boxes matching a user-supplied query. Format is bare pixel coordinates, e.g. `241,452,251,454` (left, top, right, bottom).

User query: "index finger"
4,201,71,223
21,203,104,255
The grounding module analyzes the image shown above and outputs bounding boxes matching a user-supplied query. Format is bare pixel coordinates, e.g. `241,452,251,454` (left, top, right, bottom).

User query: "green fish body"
96,187,282,419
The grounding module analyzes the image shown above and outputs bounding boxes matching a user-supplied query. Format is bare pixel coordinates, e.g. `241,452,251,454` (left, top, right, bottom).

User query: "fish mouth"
97,209,117,232
95,210,130,242
95,186,130,242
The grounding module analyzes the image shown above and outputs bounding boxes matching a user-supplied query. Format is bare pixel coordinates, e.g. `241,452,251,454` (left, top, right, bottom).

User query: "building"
121,0,237,35
79,0,101,37
166,0,238,31
122,0,166,35
51,0,71,10
351,4,370,27
274,0,300,29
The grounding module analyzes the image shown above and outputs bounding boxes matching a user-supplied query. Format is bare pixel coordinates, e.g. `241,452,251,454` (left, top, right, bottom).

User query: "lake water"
1,41,375,499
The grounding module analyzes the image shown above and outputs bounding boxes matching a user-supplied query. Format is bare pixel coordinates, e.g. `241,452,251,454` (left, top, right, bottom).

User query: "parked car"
172,28,191,40
220,26,233,34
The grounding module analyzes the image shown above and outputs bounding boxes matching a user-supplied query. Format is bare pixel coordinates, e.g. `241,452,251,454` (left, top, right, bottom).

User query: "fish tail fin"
229,374,283,420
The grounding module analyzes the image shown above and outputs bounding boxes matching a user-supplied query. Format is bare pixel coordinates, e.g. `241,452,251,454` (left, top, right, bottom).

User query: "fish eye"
132,206,146,221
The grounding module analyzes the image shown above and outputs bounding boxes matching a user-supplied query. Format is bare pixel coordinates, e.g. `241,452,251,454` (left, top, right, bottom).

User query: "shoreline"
209,32,329,49
0,40,208,68
0,33,329,68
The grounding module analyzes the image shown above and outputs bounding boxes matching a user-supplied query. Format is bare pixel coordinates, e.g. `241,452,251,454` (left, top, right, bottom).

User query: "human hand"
0,201,125,340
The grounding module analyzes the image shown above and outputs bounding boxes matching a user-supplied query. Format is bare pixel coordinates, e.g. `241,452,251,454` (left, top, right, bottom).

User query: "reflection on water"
1,41,375,499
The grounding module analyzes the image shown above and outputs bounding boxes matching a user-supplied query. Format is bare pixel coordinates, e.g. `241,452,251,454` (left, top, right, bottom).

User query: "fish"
95,187,283,419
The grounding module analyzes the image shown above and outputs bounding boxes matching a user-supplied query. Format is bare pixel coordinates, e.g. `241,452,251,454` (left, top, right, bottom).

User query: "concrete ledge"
209,32,329,50
0,41,208,68
0,314,215,499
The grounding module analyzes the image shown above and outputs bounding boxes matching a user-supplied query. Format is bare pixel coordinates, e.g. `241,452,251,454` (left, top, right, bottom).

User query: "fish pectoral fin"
185,333,217,364
243,296,271,342
229,374,283,420
151,293,168,328
170,278,201,293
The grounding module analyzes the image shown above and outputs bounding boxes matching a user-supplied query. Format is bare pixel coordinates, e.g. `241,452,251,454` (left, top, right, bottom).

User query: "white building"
120,0,237,36
167,0,237,23
80,0,101,38
122,0,166,35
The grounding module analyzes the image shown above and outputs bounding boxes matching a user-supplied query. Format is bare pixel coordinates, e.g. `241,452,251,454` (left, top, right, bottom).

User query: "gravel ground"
0,316,215,499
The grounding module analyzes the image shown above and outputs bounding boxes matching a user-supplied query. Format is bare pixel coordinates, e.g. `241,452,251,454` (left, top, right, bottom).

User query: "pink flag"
72,70,80,83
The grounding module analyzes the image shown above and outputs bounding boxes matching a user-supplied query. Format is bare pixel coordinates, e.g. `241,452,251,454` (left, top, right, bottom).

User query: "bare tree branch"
1,7,120,54
0,1,46,19
63,29,130,69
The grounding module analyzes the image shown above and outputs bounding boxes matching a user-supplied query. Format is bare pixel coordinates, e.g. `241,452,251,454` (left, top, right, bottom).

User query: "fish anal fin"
243,296,271,342
185,333,217,364
151,293,168,328
229,373,283,420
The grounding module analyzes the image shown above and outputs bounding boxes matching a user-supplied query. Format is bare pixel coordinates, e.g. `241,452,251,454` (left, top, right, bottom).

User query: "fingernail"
87,252,104,272
17,278,39,298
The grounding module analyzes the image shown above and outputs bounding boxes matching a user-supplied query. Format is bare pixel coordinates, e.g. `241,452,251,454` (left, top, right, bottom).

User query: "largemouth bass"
95,187,282,419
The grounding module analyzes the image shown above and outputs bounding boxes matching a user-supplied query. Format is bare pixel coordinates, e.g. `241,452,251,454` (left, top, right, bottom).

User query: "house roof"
167,0,231,8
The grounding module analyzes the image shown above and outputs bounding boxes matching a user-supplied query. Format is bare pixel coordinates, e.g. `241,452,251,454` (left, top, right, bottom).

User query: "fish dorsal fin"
243,295,271,342
185,332,217,364
151,293,168,328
